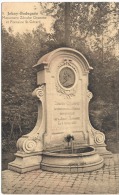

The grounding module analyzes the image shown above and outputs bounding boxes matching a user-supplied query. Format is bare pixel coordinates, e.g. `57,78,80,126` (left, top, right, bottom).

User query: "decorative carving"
56,59,78,98
87,90,93,100
22,139,37,153
32,85,44,100
17,137,37,153
87,117,106,146
94,131,105,145
56,85,76,99
87,89,106,147
17,136,43,154
59,67,75,88
15,84,45,154
58,59,74,68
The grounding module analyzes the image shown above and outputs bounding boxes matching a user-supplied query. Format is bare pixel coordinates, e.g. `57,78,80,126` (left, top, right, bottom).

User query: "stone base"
41,160,104,173
8,152,42,173
95,144,113,158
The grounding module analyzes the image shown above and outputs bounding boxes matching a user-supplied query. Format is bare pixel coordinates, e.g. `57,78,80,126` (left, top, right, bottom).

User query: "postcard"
2,2,119,194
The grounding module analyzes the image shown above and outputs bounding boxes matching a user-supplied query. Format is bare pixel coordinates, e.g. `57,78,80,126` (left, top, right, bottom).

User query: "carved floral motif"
56,85,76,99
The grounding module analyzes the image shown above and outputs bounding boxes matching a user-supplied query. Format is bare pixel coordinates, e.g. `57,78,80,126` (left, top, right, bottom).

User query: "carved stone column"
87,90,112,156
8,85,46,173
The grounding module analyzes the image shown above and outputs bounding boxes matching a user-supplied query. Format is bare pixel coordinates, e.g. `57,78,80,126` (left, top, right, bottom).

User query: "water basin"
41,146,104,173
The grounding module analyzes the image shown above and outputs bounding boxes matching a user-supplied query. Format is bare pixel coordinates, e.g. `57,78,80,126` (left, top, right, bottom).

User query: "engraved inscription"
53,101,81,132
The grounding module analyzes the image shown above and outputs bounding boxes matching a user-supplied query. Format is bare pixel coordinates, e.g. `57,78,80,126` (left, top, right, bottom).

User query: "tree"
2,2,119,139
2,23,49,138
41,2,119,132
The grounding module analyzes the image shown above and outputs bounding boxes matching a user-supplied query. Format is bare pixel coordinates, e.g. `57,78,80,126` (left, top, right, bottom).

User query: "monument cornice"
33,48,93,73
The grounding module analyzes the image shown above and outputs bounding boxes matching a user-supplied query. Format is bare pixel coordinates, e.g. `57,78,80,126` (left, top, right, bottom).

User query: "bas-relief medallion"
56,59,79,99
59,67,75,88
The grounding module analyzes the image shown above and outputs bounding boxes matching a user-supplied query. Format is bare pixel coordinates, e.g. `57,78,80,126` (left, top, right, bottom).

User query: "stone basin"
41,146,104,173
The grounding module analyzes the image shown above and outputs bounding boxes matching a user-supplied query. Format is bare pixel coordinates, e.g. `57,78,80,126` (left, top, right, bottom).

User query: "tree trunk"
64,2,70,47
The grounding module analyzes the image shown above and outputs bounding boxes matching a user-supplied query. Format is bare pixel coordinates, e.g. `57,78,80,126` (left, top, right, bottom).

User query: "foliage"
2,23,49,139
41,2,119,132
2,138,16,152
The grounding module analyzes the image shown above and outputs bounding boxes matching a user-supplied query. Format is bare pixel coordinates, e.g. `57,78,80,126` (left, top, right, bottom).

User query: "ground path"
2,154,119,194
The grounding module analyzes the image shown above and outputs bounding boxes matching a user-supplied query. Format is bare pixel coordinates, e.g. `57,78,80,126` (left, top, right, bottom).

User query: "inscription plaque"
53,101,81,132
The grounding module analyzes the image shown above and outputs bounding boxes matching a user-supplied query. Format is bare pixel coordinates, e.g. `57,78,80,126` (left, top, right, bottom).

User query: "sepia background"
2,2,119,170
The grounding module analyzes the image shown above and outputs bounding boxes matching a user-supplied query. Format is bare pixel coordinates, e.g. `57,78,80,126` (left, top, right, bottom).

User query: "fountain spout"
70,135,74,154
65,134,74,153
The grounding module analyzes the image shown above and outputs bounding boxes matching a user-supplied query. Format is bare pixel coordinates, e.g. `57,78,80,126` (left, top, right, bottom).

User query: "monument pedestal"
95,144,113,157
8,48,111,173
8,152,42,173
8,85,45,173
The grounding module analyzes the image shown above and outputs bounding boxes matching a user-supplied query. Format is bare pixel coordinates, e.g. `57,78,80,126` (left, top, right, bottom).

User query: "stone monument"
8,48,110,173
